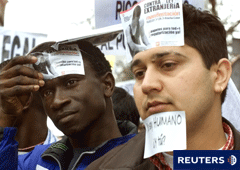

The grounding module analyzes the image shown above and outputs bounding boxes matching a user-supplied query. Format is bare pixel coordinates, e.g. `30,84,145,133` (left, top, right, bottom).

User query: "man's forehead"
43,75,62,85
131,45,192,65
43,74,84,86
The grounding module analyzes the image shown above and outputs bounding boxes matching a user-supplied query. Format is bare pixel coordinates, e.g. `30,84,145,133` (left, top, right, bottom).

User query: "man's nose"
50,88,71,110
141,68,163,95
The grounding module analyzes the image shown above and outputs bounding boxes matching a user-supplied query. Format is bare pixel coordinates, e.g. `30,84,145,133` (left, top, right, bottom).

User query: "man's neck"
167,111,226,155
187,111,226,150
69,119,122,149
69,103,122,149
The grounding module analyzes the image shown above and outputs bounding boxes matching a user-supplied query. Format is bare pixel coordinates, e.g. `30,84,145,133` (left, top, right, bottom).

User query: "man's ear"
214,58,232,93
101,72,115,98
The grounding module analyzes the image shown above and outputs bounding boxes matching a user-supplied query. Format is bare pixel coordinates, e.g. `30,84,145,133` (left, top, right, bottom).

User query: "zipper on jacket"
71,150,96,170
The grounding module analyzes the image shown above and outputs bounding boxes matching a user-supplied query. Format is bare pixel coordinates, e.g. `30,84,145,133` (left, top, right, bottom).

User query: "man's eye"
43,90,53,98
134,71,145,79
66,80,77,86
161,62,177,70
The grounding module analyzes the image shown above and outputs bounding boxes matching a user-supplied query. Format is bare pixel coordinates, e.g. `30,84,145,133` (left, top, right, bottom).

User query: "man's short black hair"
112,87,140,127
67,40,112,77
183,4,228,103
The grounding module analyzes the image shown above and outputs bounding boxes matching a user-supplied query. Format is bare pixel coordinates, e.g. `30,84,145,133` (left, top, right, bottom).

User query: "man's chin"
62,126,88,138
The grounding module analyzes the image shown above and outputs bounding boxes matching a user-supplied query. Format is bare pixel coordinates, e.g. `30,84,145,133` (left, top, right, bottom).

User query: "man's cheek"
134,97,141,109
134,100,144,119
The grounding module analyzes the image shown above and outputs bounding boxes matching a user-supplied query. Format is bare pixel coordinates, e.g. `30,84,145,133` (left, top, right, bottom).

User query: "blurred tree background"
206,0,240,59
206,0,240,91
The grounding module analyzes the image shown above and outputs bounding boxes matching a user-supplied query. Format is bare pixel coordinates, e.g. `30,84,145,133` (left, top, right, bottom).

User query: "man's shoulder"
232,126,240,150
104,131,145,158
23,136,66,159
86,131,156,170
19,143,51,159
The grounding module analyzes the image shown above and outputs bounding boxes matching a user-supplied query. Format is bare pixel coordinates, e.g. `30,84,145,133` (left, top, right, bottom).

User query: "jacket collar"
117,120,138,135
41,120,137,156
41,120,138,169
41,136,72,170
222,117,240,150
86,117,240,170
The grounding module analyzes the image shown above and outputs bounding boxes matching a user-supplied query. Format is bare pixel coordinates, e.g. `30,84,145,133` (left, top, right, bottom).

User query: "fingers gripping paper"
120,0,184,62
32,44,85,80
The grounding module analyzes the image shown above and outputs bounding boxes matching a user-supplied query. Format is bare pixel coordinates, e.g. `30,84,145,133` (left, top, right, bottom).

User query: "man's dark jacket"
0,120,137,170
86,118,240,170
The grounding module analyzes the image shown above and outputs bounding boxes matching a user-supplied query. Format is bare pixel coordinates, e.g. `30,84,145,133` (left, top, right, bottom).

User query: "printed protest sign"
94,0,203,29
0,27,47,63
95,0,139,29
32,44,85,80
120,0,184,62
143,111,186,158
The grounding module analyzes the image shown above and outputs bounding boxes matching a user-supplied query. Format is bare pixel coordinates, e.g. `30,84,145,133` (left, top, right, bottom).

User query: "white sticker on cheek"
143,111,186,158
32,44,85,80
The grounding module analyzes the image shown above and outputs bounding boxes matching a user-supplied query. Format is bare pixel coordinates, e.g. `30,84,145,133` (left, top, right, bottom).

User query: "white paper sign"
95,0,139,29
120,0,184,62
94,0,204,29
0,27,47,63
32,44,85,80
143,111,186,158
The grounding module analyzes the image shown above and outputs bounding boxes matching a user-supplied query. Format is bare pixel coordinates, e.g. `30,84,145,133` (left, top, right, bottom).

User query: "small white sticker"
36,165,49,170
32,44,85,80
120,0,184,62
143,111,186,158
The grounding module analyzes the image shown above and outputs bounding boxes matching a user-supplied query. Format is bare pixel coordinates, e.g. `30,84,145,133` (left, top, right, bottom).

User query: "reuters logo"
228,155,237,166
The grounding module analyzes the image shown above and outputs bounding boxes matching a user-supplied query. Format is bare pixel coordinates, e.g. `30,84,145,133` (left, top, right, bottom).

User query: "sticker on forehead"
32,44,85,80
120,0,184,62
143,111,186,158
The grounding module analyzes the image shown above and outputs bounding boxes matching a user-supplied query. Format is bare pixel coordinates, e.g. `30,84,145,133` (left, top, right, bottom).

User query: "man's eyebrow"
130,51,187,71
151,51,187,61
130,52,173,71
130,59,142,71
151,52,171,61
173,52,188,58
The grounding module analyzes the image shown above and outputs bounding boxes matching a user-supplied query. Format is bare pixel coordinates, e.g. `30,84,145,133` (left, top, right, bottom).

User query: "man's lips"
56,110,78,121
147,101,170,113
